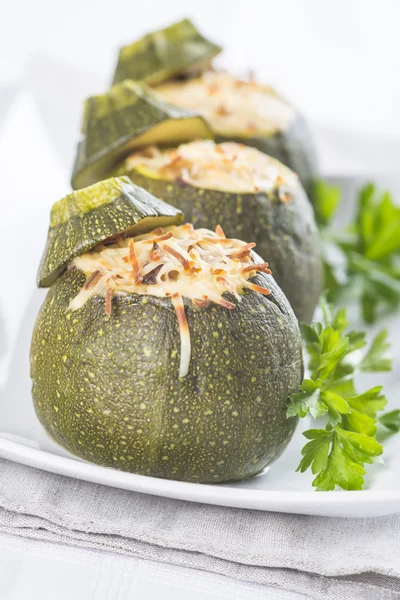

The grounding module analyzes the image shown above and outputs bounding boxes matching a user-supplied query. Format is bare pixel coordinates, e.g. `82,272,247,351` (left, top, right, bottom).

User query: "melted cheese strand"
171,293,191,377
69,224,272,377
129,239,142,283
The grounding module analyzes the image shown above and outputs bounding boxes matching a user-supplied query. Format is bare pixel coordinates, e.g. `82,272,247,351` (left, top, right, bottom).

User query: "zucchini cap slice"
112,19,222,86
71,80,212,190
37,176,183,288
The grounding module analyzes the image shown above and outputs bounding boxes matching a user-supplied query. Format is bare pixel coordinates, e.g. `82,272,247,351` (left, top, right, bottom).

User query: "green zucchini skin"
38,177,183,288
31,267,302,483
125,171,322,323
112,19,222,86
71,81,211,191
216,115,318,201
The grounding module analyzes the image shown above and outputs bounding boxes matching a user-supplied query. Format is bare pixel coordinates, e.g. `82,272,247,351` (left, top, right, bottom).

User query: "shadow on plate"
0,289,45,438
0,310,7,360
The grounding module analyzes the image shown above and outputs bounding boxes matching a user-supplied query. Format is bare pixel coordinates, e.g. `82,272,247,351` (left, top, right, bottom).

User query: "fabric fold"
0,459,399,599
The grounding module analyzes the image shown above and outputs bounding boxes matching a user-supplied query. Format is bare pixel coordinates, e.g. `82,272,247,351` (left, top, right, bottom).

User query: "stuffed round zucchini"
119,140,322,323
111,19,318,196
71,84,322,323
31,177,303,483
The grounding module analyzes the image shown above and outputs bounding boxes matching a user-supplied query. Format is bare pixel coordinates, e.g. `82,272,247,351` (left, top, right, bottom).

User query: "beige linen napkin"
0,459,399,600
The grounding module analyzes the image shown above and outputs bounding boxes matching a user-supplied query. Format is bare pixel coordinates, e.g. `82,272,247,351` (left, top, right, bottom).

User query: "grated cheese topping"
69,224,272,377
154,70,296,137
125,140,298,196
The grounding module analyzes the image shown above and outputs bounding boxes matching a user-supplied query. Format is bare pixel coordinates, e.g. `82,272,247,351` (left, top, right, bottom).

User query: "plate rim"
1,435,399,518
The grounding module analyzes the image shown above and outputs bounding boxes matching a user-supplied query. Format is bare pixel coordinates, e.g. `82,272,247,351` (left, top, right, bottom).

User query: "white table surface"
0,533,309,600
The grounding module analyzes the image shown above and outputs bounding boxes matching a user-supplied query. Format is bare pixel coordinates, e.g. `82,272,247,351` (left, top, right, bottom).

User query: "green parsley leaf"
346,387,387,416
286,380,325,420
287,300,395,491
360,329,391,372
314,180,400,323
313,180,341,227
296,429,332,476
310,427,383,491
379,410,400,433
300,430,367,491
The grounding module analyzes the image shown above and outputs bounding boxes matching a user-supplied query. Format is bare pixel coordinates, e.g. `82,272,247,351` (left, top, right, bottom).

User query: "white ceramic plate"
0,427,399,518
0,101,399,518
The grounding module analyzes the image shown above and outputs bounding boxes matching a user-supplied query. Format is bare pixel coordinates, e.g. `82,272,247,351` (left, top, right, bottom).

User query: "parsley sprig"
379,410,400,433
287,298,396,491
315,181,400,323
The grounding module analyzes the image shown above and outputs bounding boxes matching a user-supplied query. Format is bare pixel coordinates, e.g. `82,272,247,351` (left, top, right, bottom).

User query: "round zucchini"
38,176,183,287
112,19,222,86
153,72,318,198
31,238,302,482
116,142,322,323
71,80,212,190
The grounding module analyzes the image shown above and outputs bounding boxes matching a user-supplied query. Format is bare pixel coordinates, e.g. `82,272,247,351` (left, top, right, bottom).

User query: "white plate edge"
1,436,399,518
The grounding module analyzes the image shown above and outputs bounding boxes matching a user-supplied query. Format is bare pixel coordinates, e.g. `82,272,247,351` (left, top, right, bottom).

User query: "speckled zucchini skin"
31,267,302,483
216,115,318,201
125,171,322,323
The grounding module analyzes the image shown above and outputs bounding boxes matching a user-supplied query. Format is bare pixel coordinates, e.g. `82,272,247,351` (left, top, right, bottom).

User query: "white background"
1,0,400,137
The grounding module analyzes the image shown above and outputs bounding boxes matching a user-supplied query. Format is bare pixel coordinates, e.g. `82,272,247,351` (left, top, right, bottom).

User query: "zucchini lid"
37,176,183,288
112,19,222,86
71,80,212,190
